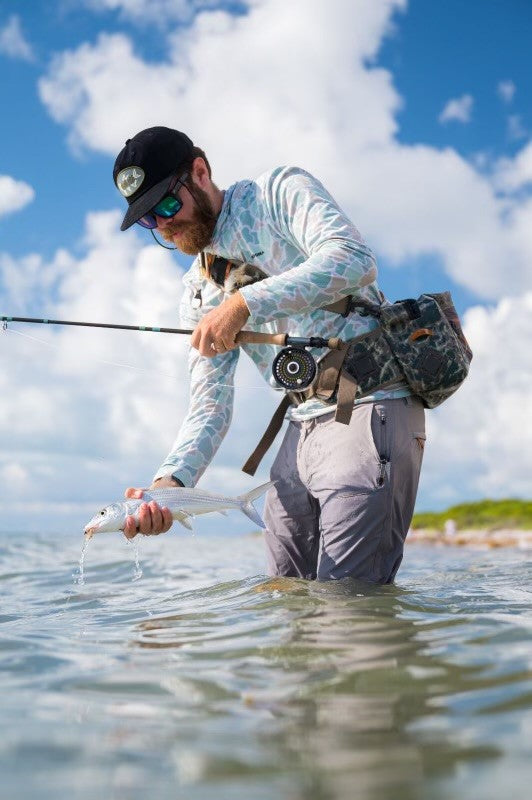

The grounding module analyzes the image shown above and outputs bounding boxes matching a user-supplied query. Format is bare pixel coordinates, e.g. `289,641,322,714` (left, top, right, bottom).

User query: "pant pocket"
308,404,383,495
413,431,426,452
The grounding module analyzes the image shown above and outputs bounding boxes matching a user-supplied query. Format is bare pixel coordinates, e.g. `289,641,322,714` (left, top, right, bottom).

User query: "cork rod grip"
235,331,288,347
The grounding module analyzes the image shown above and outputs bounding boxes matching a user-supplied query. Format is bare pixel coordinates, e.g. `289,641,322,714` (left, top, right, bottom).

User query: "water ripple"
0,533,531,799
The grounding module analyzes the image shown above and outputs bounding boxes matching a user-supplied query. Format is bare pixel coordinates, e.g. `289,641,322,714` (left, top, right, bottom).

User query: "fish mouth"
84,526,96,538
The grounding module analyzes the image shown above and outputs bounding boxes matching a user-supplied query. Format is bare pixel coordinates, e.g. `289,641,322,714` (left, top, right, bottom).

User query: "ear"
191,156,210,189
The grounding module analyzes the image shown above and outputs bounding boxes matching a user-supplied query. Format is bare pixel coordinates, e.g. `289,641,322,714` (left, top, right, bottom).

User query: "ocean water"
0,527,531,800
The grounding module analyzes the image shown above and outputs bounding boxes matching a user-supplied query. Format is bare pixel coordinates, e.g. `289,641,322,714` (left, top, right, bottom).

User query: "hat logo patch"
116,166,145,197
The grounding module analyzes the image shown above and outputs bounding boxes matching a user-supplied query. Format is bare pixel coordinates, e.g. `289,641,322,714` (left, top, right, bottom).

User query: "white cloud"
39,1,404,158
438,94,474,124
0,14,34,62
0,462,29,485
82,0,227,25
507,114,527,141
0,175,35,218
0,213,188,486
497,80,516,104
4,0,532,529
2,216,530,529
492,141,532,193
420,293,532,508
0,209,278,531
36,0,532,302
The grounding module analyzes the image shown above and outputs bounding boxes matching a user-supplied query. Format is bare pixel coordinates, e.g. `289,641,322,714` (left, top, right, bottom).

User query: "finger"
191,323,214,356
200,344,215,357
191,323,213,353
221,336,236,351
161,506,173,532
137,502,154,535
125,486,144,499
148,500,163,532
194,329,216,357
190,327,200,350
123,515,138,539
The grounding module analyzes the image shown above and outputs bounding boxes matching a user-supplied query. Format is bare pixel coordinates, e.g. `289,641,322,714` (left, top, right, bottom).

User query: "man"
113,126,425,583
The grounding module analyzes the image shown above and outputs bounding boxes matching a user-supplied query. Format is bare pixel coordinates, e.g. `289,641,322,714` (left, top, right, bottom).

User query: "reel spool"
272,346,317,390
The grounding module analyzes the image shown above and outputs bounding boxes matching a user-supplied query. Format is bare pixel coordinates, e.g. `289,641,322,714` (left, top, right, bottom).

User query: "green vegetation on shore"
412,498,532,532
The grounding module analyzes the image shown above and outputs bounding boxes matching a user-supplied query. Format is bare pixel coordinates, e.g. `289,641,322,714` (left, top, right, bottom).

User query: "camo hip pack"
242,291,473,474
314,291,473,421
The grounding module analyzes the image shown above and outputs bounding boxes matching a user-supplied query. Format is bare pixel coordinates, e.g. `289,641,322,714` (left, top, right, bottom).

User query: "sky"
0,0,531,534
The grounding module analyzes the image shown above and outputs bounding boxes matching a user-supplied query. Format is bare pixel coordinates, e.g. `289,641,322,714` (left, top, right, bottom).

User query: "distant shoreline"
407,528,532,548
410,499,532,546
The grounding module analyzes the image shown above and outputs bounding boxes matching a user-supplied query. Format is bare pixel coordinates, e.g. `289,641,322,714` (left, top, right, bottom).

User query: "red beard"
160,185,218,255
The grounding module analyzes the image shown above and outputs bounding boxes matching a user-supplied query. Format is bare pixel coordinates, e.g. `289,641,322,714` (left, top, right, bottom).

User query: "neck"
210,186,225,217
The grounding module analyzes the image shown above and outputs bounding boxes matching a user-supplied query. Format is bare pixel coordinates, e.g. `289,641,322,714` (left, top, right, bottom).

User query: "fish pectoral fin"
174,511,194,531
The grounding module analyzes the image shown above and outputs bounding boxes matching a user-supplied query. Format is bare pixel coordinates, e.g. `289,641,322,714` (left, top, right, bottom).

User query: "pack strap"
335,370,358,425
242,394,292,476
240,310,369,475
321,296,353,317
200,252,357,317
241,342,359,475
314,341,351,400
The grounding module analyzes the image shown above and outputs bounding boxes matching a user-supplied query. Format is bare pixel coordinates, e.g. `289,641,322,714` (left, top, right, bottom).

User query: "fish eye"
99,510,105,516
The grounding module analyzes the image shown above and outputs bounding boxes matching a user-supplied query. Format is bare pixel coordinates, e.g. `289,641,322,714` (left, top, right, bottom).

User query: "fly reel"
272,346,317,390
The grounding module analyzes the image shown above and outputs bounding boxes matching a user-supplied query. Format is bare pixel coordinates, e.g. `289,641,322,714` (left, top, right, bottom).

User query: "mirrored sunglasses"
136,172,188,229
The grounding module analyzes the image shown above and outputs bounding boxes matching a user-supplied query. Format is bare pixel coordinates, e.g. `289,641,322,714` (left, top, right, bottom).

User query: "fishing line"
1,325,272,392
2,314,343,392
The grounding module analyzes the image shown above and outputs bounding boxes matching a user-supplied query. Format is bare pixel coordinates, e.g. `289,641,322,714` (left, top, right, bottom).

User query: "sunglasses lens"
152,195,182,218
135,181,184,230
137,214,157,229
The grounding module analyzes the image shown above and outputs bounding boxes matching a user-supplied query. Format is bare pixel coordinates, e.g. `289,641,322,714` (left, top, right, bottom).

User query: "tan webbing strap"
314,340,357,424
240,292,376,474
242,394,292,476
321,296,351,316
314,341,351,401
335,369,358,425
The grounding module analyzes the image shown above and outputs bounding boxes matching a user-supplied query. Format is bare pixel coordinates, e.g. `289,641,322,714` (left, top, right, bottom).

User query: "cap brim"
120,173,175,231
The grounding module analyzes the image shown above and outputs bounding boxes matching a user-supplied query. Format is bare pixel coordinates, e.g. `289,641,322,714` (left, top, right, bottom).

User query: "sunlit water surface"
0,528,531,800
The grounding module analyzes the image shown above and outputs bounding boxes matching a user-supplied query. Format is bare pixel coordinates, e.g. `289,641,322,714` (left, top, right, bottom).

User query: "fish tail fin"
237,481,274,529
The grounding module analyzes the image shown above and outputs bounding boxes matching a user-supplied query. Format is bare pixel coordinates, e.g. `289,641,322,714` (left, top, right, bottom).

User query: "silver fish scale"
83,481,273,535
143,488,239,506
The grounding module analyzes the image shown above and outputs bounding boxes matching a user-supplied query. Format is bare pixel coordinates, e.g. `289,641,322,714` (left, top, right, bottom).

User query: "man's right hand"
123,475,181,539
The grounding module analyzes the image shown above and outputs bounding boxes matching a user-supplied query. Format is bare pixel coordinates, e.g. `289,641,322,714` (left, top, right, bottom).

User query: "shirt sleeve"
152,261,239,487
152,345,239,487
238,167,378,325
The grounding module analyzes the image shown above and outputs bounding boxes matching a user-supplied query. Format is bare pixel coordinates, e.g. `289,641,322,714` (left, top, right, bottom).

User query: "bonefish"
83,481,273,537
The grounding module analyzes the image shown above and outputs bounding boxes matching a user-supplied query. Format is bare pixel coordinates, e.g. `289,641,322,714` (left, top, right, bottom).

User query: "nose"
155,214,172,230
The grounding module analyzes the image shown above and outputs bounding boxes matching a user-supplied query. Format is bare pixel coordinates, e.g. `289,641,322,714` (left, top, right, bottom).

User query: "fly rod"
0,314,343,351
2,315,347,390
1,314,194,336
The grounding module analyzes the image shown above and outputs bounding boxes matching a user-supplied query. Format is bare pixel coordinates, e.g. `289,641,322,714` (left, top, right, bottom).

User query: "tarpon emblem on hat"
116,166,145,197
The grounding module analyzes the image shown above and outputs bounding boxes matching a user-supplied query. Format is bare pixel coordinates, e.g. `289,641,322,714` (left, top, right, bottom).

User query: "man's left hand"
191,291,250,357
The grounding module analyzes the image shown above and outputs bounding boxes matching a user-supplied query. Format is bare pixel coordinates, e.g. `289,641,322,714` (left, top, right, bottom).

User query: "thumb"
124,487,145,499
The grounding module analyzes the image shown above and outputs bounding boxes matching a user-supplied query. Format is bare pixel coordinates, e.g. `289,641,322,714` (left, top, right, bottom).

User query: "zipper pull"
377,457,387,486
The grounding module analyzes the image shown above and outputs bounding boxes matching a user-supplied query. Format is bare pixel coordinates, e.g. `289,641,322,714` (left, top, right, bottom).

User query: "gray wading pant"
263,397,425,583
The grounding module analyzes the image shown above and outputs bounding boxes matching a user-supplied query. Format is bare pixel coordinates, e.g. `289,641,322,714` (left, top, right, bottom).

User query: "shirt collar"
209,182,237,248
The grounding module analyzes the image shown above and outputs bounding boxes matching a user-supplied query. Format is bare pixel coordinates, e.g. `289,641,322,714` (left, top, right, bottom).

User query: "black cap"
113,126,194,231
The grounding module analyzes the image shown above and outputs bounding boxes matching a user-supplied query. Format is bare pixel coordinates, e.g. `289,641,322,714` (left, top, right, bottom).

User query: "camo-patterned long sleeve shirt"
153,166,410,486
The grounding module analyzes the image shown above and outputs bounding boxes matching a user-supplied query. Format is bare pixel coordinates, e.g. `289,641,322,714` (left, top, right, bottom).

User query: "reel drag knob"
272,346,317,390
